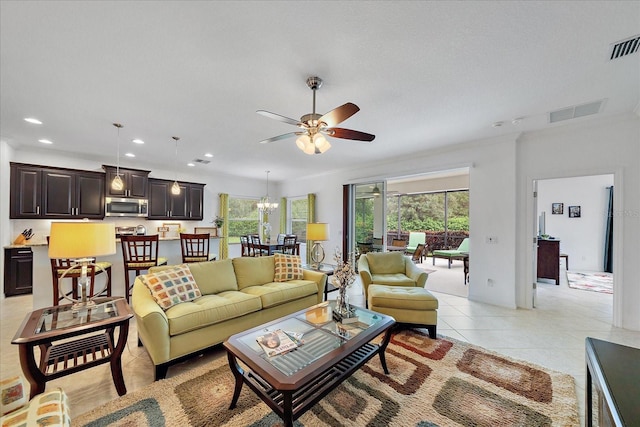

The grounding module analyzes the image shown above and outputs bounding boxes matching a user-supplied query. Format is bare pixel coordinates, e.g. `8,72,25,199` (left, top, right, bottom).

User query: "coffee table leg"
283,392,294,427
226,352,244,409
378,327,393,374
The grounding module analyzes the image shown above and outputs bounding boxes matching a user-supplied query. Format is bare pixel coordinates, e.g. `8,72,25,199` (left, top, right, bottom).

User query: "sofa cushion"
165,291,262,336
273,253,303,282
366,251,406,274
371,273,418,287
232,256,275,290
241,280,318,308
139,264,202,310
186,259,238,294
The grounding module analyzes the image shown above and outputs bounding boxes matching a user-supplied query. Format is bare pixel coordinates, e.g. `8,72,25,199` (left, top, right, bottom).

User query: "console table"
537,238,560,285
585,337,640,426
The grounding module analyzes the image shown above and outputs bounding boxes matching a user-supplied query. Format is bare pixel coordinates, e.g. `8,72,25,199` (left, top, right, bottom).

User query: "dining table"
255,241,300,256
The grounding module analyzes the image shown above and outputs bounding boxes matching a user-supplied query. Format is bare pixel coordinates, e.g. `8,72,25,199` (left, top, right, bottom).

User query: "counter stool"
367,284,438,338
47,236,112,306
180,233,217,263
121,235,167,303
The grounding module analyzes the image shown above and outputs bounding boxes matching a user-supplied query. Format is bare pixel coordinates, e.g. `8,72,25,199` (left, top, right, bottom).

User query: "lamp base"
310,243,325,270
57,259,107,309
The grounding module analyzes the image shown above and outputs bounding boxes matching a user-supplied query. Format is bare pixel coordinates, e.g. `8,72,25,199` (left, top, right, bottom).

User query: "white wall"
538,175,614,271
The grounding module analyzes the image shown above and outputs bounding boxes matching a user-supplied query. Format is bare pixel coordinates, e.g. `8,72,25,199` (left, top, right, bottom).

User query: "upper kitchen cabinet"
10,163,105,219
147,178,204,220
103,165,150,199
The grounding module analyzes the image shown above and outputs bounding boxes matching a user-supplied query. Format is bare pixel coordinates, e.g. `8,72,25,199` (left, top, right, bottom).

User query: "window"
227,197,260,243
290,198,308,242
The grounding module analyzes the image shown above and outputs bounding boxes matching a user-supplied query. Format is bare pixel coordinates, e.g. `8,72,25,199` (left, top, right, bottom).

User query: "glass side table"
12,297,133,398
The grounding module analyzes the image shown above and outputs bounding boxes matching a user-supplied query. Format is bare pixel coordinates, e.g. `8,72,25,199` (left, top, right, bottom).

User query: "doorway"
533,174,615,302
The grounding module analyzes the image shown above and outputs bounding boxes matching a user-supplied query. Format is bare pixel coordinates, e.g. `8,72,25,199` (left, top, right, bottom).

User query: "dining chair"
47,236,112,306
180,233,217,264
276,233,286,245
121,235,168,303
250,235,268,257
240,235,251,257
282,235,297,255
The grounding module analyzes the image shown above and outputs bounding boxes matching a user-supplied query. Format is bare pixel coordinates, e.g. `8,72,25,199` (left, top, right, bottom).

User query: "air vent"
549,100,605,123
192,158,211,164
609,35,640,60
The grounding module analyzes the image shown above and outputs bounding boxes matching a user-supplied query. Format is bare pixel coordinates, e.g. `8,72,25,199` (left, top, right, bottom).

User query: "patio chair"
432,237,469,268
405,232,426,254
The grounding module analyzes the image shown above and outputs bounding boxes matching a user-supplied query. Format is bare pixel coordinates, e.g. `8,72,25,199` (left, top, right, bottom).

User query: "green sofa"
132,256,327,380
358,252,429,302
432,237,469,268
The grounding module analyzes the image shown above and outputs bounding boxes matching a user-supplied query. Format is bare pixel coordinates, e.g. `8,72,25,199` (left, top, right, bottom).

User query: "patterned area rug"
75,330,579,426
567,271,613,294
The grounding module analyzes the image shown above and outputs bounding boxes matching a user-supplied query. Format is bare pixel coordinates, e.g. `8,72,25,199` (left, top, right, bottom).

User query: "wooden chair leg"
123,268,131,304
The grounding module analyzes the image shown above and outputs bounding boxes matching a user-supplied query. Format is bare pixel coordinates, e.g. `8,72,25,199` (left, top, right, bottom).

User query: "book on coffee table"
257,329,298,357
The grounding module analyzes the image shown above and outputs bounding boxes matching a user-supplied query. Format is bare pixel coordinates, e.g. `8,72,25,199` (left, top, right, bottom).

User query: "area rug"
567,271,613,294
75,330,579,427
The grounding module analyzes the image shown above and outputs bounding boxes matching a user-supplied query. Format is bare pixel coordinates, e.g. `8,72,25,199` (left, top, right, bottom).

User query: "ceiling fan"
257,76,375,155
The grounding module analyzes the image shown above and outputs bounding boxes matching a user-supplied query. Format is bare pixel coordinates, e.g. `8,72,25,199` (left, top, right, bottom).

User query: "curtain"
306,193,316,262
280,197,287,235
604,186,614,273
219,193,229,259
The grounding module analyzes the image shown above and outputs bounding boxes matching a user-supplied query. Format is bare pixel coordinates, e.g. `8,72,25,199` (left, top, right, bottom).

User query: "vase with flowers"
331,248,356,317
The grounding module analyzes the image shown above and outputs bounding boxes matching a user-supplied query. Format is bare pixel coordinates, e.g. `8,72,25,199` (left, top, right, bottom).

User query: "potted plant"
214,216,224,228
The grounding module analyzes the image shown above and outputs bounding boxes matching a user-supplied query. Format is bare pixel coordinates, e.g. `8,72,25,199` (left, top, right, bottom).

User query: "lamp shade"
48,222,116,259
306,223,330,241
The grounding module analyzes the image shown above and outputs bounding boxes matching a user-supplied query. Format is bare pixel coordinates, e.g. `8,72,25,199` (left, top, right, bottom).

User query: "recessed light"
511,117,523,125
125,153,135,157
38,139,53,144
187,163,195,167
492,121,504,128
204,153,213,158
132,139,144,144
25,118,43,125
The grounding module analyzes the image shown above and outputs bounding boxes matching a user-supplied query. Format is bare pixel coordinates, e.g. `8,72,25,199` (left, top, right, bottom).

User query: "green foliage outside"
228,197,260,243
291,198,308,242
387,190,469,232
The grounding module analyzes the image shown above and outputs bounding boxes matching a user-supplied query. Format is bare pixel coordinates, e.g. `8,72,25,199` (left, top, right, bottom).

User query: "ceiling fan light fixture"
314,134,331,154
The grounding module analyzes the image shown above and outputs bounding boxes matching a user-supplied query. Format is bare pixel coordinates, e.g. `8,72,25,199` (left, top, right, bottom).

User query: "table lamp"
306,223,329,269
48,222,116,310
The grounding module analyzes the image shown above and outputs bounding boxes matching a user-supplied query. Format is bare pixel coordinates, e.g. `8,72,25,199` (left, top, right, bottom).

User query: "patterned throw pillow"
273,253,303,282
140,264,202,310
0,376,27,416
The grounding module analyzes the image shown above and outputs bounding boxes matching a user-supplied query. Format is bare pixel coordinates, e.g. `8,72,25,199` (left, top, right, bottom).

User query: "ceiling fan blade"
326,127,375,142
257,110,301,127
318,102,360,127
259,132,301,144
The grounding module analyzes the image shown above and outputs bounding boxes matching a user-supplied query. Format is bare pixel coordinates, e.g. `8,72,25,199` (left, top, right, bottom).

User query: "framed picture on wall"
568,206,581,218
552,203,564,214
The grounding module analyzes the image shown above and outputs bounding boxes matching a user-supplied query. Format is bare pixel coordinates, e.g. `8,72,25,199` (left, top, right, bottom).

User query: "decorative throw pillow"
273,253,303,282
0,376,27,416
140,264,201,310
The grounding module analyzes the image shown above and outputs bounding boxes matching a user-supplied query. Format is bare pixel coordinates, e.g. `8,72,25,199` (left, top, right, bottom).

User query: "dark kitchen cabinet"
4,247,33,296
103,166,150,199
10,164,42,218
147,178,204,220
10,163,105,219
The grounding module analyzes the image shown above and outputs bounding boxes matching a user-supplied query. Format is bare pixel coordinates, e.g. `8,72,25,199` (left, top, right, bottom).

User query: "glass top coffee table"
223,301,395,427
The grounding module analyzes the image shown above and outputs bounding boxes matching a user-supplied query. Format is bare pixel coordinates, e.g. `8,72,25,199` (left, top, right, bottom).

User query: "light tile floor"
1,259,638,426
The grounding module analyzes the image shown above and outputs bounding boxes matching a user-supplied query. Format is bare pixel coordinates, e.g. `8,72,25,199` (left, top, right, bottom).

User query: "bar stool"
180,233,217,263
47,236,112,306
121,235,168,303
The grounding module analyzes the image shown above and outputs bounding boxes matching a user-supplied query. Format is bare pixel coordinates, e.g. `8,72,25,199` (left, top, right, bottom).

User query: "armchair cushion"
1,376,70,427
366,251,406,274
358,252,429,300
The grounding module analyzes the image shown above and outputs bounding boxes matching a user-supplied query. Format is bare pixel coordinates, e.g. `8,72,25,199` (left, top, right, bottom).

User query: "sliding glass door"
344,181,386,258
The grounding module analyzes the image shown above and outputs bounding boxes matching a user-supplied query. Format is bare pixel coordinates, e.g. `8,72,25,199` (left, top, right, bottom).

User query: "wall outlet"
486,236,498,244
487,278,494,287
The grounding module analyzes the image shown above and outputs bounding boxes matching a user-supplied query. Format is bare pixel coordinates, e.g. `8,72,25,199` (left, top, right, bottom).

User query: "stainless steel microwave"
105,197,148,217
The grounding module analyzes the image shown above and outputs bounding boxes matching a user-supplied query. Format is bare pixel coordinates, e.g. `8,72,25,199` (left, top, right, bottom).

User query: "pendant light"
257,170,278,214
111,123,124,191
171,136,181,195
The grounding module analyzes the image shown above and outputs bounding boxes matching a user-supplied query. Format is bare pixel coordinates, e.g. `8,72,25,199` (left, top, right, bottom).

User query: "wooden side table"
11,297,132,399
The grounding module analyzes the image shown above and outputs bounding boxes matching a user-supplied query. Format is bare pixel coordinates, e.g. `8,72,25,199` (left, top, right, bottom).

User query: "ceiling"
1,1,638,182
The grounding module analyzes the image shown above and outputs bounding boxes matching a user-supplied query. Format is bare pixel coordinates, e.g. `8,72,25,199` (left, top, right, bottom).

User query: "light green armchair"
358,251,429,301
405,232,426,254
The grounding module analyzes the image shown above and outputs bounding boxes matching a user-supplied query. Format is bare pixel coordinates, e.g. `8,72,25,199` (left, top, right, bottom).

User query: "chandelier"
257,171,278,214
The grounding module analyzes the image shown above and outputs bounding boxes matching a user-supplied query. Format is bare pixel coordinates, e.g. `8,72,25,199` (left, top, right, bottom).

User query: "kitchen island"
14,236,222,309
